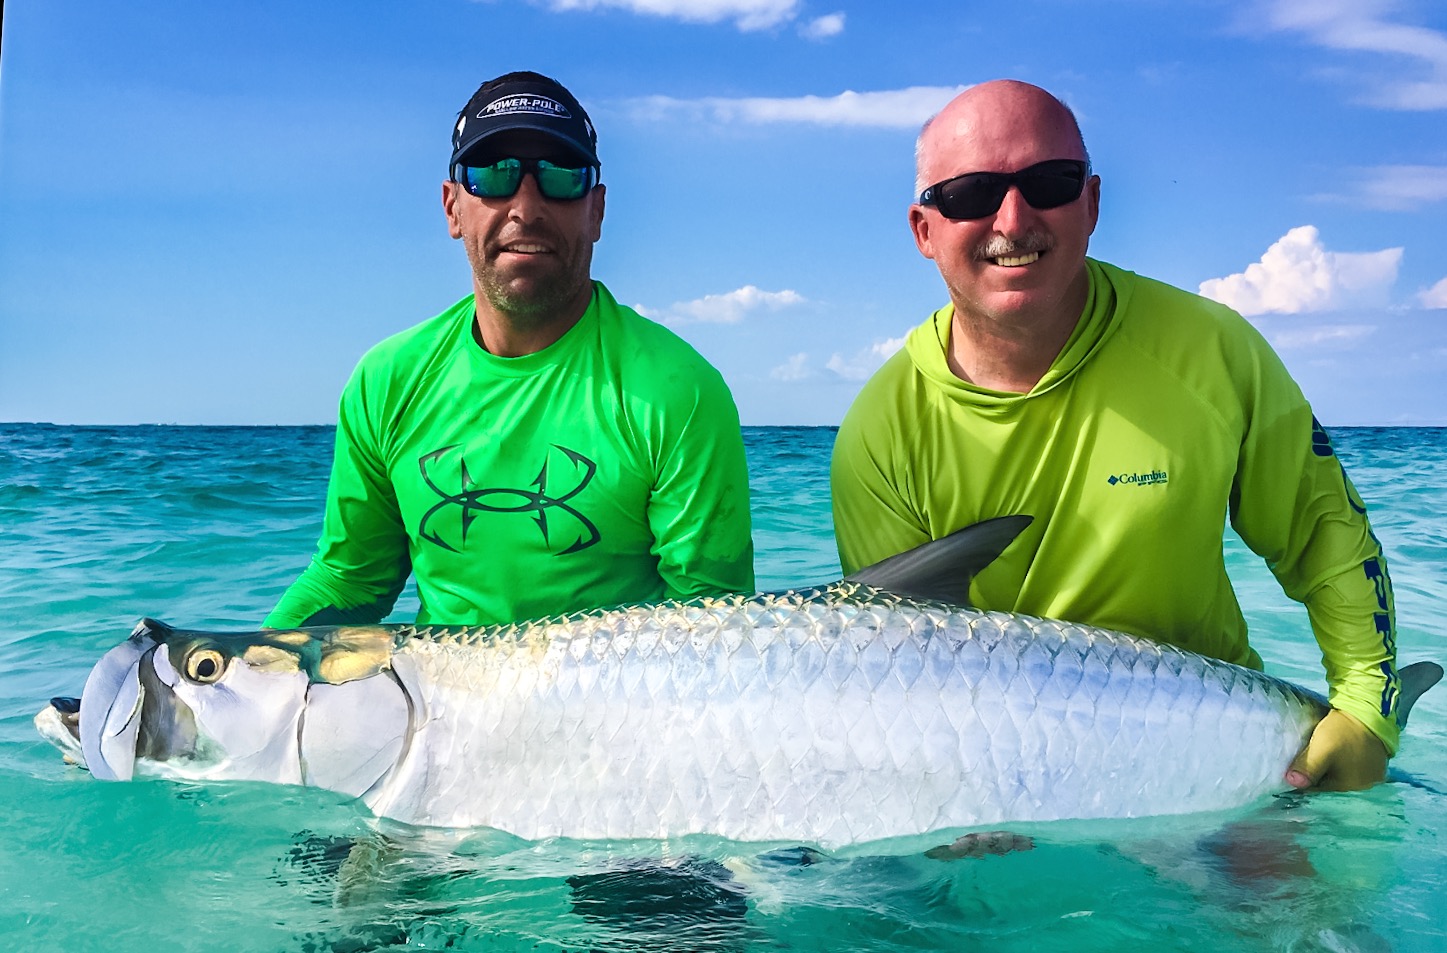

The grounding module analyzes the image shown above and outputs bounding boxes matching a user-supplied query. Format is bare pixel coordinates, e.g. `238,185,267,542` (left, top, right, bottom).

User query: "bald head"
915,81,1090,195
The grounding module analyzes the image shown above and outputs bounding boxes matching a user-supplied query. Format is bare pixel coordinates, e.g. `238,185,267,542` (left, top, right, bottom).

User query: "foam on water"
2,423,1444,951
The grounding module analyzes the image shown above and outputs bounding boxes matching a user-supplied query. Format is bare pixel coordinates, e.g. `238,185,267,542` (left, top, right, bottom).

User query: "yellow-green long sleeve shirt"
266,282,754,629
831,259,1400,752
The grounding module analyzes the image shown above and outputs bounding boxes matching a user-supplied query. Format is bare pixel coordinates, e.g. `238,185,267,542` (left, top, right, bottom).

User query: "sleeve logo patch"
1311,415,1336,458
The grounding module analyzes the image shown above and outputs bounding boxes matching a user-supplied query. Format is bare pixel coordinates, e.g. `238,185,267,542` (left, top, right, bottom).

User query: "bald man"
831,80,1400,792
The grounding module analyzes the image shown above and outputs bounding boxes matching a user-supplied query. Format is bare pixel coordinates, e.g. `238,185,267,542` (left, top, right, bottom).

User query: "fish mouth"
53,620,198,781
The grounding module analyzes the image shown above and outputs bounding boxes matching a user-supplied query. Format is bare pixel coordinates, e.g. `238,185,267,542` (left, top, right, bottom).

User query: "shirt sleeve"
644,366,755,599
1229,348,1400,753
263,367,411,628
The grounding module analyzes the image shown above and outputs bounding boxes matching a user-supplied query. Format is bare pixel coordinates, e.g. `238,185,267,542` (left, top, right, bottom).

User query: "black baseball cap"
450,71,599,169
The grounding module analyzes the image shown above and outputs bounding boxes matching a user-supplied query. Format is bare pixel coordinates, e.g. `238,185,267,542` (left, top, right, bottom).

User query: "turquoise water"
2,424,1444,952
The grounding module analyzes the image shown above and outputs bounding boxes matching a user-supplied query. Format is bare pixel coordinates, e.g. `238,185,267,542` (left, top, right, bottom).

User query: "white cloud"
1421,276,1447,308
647,285,805,325
1198,225,1403,315
825,336,906,381
540,0,798,30
799,12,844,39
1263,0,1447,109
1340,165,1447,210
627,85,967,129
770,352,812,381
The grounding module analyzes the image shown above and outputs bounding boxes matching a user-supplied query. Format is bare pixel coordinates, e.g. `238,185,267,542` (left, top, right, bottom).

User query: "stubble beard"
470,238,594,328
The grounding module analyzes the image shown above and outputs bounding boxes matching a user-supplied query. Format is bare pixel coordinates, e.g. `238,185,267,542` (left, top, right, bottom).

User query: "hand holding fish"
1285,708,1389,792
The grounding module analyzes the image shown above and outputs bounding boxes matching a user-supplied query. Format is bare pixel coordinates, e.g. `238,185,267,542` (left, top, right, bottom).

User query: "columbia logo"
1108,469,1169,487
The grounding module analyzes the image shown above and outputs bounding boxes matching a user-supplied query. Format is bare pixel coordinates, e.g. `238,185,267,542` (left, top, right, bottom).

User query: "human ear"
908,204,937,261
441,180,465,239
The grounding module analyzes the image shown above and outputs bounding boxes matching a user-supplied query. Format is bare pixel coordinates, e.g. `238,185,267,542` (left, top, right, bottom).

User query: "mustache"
974,232,1054,261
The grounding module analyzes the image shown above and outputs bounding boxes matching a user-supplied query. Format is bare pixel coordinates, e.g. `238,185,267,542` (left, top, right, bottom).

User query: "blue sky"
1,0,1444,426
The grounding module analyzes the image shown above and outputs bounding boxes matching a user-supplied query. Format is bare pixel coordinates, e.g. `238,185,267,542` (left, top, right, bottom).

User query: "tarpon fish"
37,518,1440,847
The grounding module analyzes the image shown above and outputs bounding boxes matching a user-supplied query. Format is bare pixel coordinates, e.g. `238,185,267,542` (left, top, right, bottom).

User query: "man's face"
442,134,605,325
909,84,1100,327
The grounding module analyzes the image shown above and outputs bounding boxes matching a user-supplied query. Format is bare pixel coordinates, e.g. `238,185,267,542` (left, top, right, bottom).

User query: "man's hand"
1285,708,1388,791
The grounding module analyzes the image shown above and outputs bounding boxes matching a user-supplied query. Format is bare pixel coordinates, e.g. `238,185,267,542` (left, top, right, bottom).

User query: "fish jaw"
78,631,153,780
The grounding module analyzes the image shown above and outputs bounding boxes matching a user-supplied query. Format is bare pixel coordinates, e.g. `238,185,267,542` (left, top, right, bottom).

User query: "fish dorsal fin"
1398,661,1444,728
843,515,1032,606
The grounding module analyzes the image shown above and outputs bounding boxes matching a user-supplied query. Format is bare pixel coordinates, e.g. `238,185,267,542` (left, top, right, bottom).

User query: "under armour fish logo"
417,445,601,555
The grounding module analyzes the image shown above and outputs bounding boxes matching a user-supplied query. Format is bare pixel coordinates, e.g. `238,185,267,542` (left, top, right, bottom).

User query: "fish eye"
184,648,227,683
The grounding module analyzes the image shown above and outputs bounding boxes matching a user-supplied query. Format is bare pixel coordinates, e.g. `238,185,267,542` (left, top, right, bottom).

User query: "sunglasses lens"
935,175,1008,220
1016,161,1087,210
463,159,524,198
534,161,594,200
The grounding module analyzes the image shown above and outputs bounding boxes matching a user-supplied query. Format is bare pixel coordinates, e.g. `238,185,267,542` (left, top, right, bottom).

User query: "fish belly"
364,597,1324,845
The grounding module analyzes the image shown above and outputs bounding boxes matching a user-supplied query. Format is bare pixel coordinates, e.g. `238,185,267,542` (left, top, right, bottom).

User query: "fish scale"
357,584,1325,842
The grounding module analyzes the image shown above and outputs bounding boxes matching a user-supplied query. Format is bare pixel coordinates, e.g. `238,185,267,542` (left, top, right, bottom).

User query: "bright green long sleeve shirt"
266,282,754,628
831,259,1400,752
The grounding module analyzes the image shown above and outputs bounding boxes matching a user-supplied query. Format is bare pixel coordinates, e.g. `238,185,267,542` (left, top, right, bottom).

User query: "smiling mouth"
501,243,552,255
976,232,1052,268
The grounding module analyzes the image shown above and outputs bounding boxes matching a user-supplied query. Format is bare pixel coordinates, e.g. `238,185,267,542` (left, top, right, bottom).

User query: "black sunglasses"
918,159,1089,220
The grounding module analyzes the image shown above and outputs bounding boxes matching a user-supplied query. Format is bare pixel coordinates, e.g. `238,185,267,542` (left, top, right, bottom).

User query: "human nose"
506,172,548,222
991,184,1036,236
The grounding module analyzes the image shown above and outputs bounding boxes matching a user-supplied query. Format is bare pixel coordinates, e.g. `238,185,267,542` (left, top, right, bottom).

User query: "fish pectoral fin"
844,515,1033,605
1397,661,1444,728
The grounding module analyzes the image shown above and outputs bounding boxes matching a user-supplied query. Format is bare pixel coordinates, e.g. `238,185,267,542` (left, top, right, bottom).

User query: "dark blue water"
1,424,1444,951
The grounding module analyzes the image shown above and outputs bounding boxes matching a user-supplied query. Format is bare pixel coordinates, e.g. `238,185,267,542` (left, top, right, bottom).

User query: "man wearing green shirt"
267,71,754,629
831,80,1397,792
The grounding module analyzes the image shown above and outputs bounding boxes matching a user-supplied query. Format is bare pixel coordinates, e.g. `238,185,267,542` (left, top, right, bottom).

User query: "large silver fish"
36,518,1439,848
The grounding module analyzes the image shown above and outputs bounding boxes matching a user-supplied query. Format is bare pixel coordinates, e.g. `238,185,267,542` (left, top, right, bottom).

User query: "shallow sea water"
1,424,1444,952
